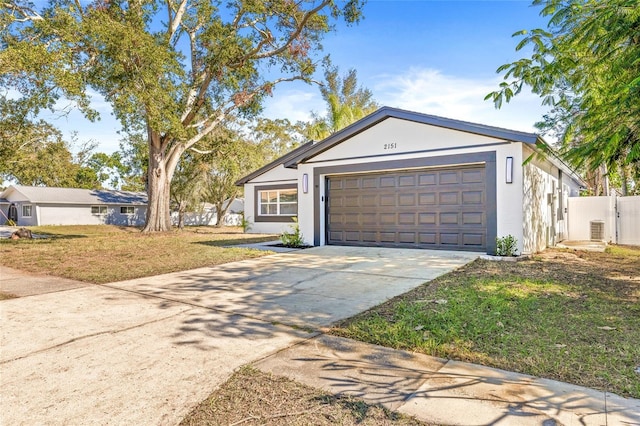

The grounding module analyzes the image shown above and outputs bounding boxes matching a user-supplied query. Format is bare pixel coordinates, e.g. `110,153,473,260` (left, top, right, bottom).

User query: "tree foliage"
169,123,265,228
486,0,640,190
0,96,104,188
1,0,364,231
201,131,265,227
249,117,306,161
305,61,379,140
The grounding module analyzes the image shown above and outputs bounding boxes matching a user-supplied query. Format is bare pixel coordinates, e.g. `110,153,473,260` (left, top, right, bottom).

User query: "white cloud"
373,67,549,135
261,87,323,123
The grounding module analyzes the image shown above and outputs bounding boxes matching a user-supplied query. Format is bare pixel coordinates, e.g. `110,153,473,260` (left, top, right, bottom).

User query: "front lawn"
0,225,276,284
331,246,640,399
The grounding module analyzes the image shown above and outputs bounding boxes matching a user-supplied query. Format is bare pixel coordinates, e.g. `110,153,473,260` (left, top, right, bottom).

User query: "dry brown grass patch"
180,366,430,426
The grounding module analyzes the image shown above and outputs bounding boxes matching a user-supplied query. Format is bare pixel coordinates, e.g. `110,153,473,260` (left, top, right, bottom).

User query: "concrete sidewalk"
256,334,640,426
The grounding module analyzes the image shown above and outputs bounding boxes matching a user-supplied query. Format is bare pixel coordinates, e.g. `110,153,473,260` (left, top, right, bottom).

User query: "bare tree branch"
253,0,329,60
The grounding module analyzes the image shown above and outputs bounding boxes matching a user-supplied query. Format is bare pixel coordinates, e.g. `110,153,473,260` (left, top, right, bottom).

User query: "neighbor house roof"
1,185,148,205
283,107,540,167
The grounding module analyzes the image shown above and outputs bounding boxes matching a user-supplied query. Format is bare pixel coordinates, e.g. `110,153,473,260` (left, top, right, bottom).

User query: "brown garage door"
327,166,487,251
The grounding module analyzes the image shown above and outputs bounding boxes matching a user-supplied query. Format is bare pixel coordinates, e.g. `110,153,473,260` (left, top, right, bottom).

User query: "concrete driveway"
1,246,477,425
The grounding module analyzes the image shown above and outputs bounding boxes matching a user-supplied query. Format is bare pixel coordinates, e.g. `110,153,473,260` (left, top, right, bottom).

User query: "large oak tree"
0,0,364,231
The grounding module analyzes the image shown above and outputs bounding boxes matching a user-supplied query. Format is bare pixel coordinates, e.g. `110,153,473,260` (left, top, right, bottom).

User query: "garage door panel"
399,176,416,186
440,212,459,225
462,169,484,183
399,213,416,225
380,232,395,243
380,213,396,224
398,194,416,206
418,173,437,185
419,213,437,224
440,233,460,245
362,177,377,188
380,176,396,187
362,195,377,206
380,195,395,206
419,193,437,205
327,165,486,251
399,232,416,243
462,212,484,225
439,192,459,205
463,233,484,247
462,191,483,205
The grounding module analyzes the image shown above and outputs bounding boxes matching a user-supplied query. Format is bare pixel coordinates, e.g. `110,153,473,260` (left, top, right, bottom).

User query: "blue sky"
48,0,551,154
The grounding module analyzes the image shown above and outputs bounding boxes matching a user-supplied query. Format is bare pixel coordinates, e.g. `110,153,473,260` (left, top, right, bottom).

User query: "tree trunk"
142,130,173,232
178,202,185,230
214,197,233,228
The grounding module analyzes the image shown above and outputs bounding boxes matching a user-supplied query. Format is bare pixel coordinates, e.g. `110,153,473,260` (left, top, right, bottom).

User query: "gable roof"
283,107,539,168
1,185,148,205
237,107,585,187
235,141,316,185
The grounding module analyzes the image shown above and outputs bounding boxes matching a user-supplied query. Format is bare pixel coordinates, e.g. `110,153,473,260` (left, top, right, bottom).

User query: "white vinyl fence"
566,195,640,245
617,196,640,245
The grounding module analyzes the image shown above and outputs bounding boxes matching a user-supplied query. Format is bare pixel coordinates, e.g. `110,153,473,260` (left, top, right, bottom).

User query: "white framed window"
120,206,135,214
22,205,32,217
258,189,297,216
91,206,107,215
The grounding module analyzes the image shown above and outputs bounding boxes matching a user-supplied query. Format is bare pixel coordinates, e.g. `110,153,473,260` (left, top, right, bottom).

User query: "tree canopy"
1,0,364,231
486,0,639,191
305,62,379,140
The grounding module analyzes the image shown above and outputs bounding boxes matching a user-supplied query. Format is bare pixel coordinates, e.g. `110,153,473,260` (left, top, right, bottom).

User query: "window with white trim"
120,206,135,214
258,189,297,216
22,205,32,217
91,206,107,215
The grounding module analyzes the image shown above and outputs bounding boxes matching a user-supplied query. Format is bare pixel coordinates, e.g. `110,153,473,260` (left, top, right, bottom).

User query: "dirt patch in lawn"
331,246,640,398
180,366,430,426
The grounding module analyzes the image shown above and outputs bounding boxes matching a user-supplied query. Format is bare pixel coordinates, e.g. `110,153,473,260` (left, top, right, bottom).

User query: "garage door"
327,166,487,251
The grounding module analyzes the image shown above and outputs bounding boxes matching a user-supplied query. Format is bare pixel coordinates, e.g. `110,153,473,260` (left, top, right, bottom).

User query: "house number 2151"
384,143,397,150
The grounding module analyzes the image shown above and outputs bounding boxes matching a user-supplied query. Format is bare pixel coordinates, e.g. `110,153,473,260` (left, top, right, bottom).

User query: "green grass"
332,247,640,398
0,225,277,284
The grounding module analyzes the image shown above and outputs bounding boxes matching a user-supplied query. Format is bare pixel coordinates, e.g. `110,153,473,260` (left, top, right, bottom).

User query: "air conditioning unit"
590,220,605,241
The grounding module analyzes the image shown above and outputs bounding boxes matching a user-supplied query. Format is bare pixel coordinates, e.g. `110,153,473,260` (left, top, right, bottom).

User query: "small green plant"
239,213,252,233
495,234,518,256
5,219,16,226
280,217,304,247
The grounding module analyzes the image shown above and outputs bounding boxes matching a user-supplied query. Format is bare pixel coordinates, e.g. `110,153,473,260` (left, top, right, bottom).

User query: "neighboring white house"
237,107,585,255
0,185,147,227
170,198,245,226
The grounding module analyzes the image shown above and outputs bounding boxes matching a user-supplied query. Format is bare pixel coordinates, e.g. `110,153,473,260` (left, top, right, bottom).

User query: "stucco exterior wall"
522,162,549,254
244,163,298,235
37,204,147,226
18,203,38,226
521,146,566,254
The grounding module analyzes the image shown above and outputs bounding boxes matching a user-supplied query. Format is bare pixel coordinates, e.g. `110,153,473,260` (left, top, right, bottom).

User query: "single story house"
237,107,585,255
0,185,147,227
170,198,245,227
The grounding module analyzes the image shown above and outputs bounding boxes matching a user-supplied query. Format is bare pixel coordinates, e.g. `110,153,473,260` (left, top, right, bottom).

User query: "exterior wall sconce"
506,157,514,184
302,173,309,193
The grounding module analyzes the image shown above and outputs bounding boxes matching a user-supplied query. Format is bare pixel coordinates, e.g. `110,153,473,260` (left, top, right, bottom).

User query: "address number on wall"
383,142,397,150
